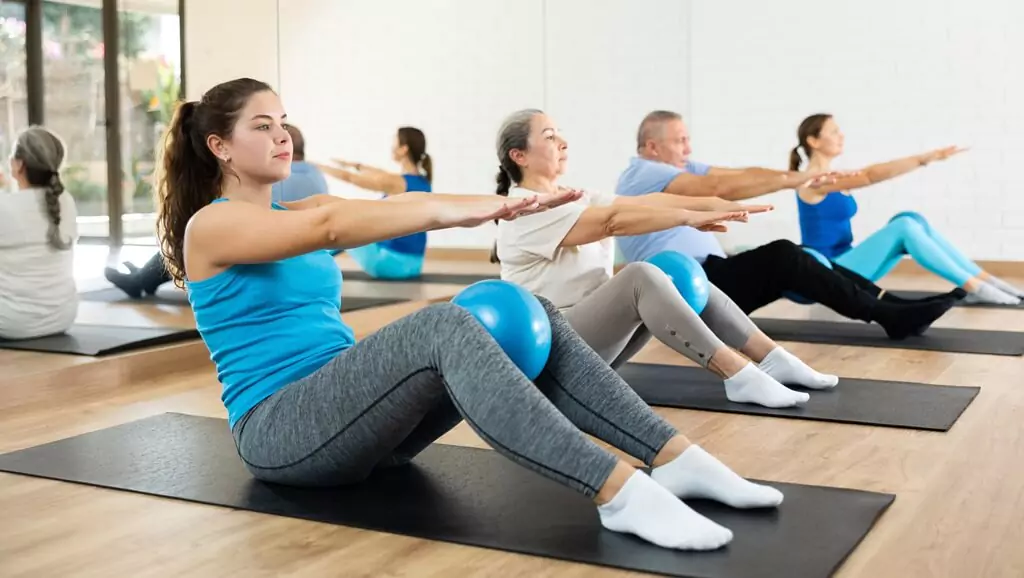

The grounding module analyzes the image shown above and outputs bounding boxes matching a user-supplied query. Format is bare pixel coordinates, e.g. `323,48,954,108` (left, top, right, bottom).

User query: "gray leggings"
232,298,677,498
564,262,759,369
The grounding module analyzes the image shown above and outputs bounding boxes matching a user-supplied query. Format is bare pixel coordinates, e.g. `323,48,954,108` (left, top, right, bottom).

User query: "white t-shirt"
0,187,79,339
496,186,616,309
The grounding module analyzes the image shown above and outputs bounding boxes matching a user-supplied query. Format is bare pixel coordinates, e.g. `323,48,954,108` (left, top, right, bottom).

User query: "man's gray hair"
636,110,682,152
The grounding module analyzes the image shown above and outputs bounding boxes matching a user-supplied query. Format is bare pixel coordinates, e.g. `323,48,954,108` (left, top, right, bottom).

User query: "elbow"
603,210,628,238
318,207,342,247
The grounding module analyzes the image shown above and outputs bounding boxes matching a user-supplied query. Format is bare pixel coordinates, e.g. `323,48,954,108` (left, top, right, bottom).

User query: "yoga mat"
0,324,199,356
889,290,1024,310
0,413,894,578
751,318,1024,356
341,270,498,285
617,363,978,431
79,287,406,313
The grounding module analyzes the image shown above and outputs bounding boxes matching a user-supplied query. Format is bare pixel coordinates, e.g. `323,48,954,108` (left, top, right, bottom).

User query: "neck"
220,174,274,206
807,153,832,171
517,173,559,195
400,158,419,175
15,176,31,190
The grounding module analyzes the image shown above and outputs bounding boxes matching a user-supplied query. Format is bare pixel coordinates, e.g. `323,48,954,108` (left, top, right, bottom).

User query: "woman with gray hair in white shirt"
0,126,78,340
494,109,839,410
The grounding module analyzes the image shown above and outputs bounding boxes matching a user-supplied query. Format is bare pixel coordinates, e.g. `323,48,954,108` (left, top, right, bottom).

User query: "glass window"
0,1,28,162
42,0,110,238
119,0,181,244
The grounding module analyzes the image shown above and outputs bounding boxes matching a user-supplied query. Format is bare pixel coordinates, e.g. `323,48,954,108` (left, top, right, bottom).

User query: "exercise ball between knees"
784,246,832,305
451,280,552,380
644,251,710,314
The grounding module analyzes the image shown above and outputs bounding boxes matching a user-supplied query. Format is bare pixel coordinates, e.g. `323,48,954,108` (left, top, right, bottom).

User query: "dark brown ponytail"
421,152,433,184
156,78,274,287
792,113,832,172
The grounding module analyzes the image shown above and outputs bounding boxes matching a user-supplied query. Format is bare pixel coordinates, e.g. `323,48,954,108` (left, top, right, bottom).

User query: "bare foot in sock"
876,297,956,340
757,347,838,389
598,471,733,550
723,363,810,408
965,283,1021,305
652,445,783,509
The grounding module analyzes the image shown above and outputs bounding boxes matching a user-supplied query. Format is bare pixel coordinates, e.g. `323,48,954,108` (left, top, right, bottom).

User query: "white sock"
723,363,810,408
966,283,1021,305
757,347,838,390
598,471,733,551
651,445,784,509
986,276,1024,299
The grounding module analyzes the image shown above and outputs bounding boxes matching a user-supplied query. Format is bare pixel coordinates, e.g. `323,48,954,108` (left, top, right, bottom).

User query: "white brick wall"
691,0,1024,260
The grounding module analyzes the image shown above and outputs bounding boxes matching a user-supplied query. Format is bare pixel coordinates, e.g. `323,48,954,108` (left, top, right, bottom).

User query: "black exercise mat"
618,363,978,431
0,324,198,356
751,317,1024,356
0,413,894,578
341,270,498,285
79,287,406,313
889,290,1024,310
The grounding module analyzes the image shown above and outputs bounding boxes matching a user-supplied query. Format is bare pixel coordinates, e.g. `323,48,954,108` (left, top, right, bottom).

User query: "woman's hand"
919,146,969,166
437,192,581,228
683,210,750,233
330,158,361,170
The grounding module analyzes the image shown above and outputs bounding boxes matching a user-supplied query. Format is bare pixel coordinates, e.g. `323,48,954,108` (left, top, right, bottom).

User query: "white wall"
275,0,694,248
183,0,279,100
690,0,1024,259
185,0,1023,259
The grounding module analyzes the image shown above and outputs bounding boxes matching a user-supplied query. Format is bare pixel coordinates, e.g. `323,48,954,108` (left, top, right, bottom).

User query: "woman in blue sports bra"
316,127,433,279
154,77,785,553
792,113,1022,305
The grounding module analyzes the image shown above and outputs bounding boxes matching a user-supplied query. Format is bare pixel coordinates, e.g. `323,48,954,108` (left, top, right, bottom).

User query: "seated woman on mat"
104,123,326,298
160,77,788,552
0,126,79,340
792,113,1022,305
493,109,837,410
315,127,433,279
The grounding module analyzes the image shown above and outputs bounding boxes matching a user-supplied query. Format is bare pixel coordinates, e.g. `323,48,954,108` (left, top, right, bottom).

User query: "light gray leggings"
232,298,677,498
564,262,759,369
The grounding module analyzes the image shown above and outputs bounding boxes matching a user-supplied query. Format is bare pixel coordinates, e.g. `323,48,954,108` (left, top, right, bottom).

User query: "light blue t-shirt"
614,157,727,264
271,161,329,204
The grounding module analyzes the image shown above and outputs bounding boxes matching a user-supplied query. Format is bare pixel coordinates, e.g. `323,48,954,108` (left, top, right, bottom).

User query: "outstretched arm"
613,192,773,214
560,205,748,247
664,169,834,201
186,193,579,275
799,145,968,202
315,162,408,196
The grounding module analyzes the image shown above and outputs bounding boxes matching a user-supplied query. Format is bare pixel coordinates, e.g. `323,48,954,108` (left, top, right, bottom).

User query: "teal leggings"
348,243,425,280
835,214,981,286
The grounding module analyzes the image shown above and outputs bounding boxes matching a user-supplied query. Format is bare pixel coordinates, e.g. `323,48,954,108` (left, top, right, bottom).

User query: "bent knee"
618,261,670,287
888,215,927,236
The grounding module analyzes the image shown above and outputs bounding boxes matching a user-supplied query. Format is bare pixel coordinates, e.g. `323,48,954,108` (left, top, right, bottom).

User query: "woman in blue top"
156,77,787,553
317,127,433,279
792,113,1022,305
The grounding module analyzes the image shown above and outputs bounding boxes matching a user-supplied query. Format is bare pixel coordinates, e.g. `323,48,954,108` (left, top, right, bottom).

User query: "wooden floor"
2,265,1023,577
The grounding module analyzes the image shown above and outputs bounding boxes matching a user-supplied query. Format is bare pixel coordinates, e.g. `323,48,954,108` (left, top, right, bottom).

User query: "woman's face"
809,117,844,157
391,134,409,163
513,113,568,181
209,90,294,185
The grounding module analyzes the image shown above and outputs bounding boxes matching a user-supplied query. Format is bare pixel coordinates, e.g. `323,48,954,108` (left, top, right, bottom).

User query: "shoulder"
617,157,684,195
683,160,712,176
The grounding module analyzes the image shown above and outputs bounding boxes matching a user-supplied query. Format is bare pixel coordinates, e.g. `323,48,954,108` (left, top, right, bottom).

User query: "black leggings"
701,239,882,318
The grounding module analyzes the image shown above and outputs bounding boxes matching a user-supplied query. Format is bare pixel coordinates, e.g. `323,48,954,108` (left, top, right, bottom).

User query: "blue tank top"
379,174,431,255
796,191,858,259
187,201,356,428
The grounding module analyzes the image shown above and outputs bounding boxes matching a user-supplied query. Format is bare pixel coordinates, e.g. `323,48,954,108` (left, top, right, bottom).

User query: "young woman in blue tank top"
316,127,433,279
155,77,786,553
792,113,1022,305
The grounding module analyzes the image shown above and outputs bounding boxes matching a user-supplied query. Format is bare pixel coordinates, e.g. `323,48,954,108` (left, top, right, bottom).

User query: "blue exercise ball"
889,211,930,232
785,246,832,304
644,251,710,314
452,280,552,380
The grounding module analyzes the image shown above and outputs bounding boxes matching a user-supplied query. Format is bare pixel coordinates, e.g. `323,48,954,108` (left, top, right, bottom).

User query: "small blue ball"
644,251,710,314
452,280,552,380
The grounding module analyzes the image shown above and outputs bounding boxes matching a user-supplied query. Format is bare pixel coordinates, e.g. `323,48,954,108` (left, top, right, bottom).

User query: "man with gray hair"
612,110,962,340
